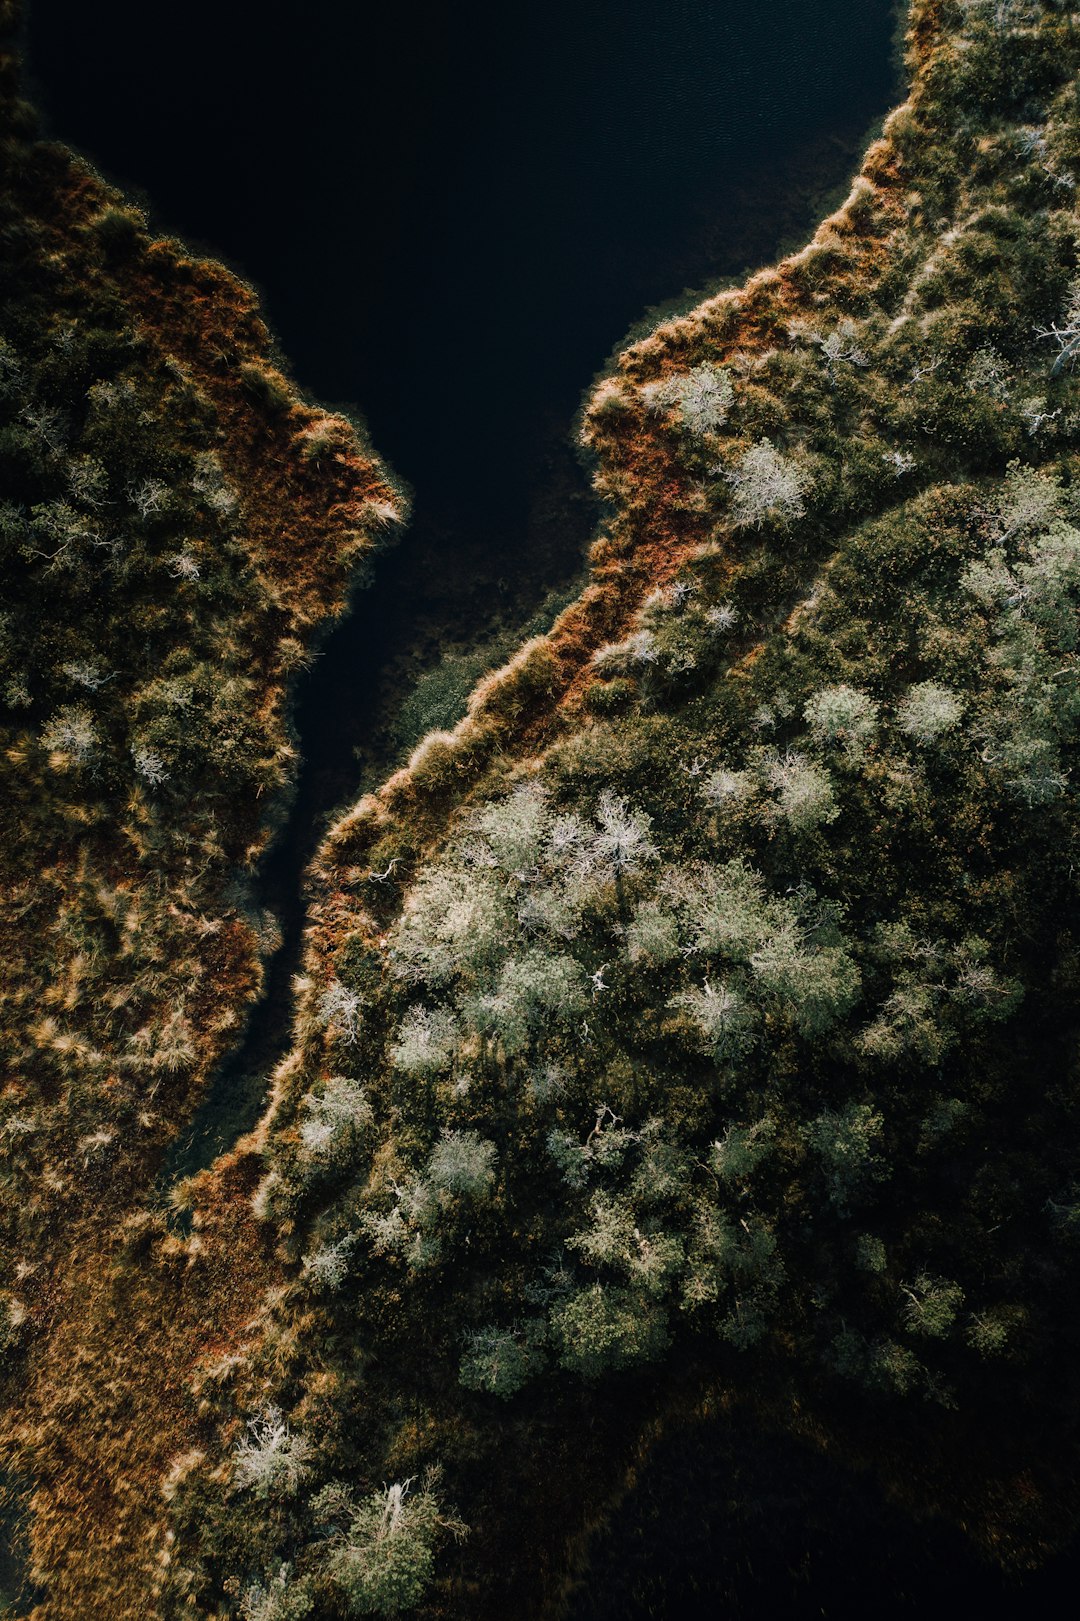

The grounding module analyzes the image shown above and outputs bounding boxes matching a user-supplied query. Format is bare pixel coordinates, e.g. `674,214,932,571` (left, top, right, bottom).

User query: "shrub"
764,750,838,830
239,1566,313,1621
232,1407,312,1499
425,1130,497,1198
0,1291,26,1363
804,684,879,759
723,438,808,527
299,1078,373,1163
897,682,965,743
390,1005,460,1075
40,703,98,768
317,979,364,1045
669,979,755,1056
643,362,735,436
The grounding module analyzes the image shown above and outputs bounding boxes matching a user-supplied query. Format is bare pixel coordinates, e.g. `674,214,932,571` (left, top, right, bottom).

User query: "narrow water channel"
24,1,900,1178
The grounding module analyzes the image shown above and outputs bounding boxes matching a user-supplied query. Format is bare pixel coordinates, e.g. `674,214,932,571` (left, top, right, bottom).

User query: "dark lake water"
26,0,898,526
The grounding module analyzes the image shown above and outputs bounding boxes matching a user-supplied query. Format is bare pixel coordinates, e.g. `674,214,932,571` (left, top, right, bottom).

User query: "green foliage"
319,1481,443,1617
459,1320,546,1399
551,1284,669,1377
900,1274,965,1340
805,1103,885,1215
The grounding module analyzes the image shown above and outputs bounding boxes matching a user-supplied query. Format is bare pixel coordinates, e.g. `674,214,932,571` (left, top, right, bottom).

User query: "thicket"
160,4,1080,1618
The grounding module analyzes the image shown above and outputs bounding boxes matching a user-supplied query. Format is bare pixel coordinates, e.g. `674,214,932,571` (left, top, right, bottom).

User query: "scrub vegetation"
0,1,402,1613
158,2,1080,1615
5,0,1080,1617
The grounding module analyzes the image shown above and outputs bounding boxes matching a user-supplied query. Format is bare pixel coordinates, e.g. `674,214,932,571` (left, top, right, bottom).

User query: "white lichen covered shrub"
643,362,735,437
804,685,879,760
299,1077,373,1162
386,785,657,1072
233,1407,313,1499
764,750,838,830
723,438,809,527
318,979,363,1045
426,1130,497,1197
897,683,965,744
40,703,98,768
239,1565,312,1621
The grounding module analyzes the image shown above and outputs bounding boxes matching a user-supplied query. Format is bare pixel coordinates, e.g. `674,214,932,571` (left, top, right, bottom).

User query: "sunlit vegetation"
6,0,1080,1616
153,3,1080,1616
0,0,402,1612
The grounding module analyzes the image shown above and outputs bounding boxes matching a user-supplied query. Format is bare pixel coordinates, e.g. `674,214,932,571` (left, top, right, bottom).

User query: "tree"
459,1321,546,1398
471,950,588,1055
590,790,658,878
710,1117,776,1184
322,1480,444,1617
805,1102,885,1213
901,1273,965,1339
567,1193,683,1296
301,1234,355,1292
750,926,861,1036
551,1284,669,1376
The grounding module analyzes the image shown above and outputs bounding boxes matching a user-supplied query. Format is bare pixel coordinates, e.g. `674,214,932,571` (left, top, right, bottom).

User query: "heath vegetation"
6,0,1080,1618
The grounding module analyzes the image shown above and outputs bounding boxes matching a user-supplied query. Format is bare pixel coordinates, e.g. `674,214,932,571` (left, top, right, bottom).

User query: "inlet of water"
25,1,899,1172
